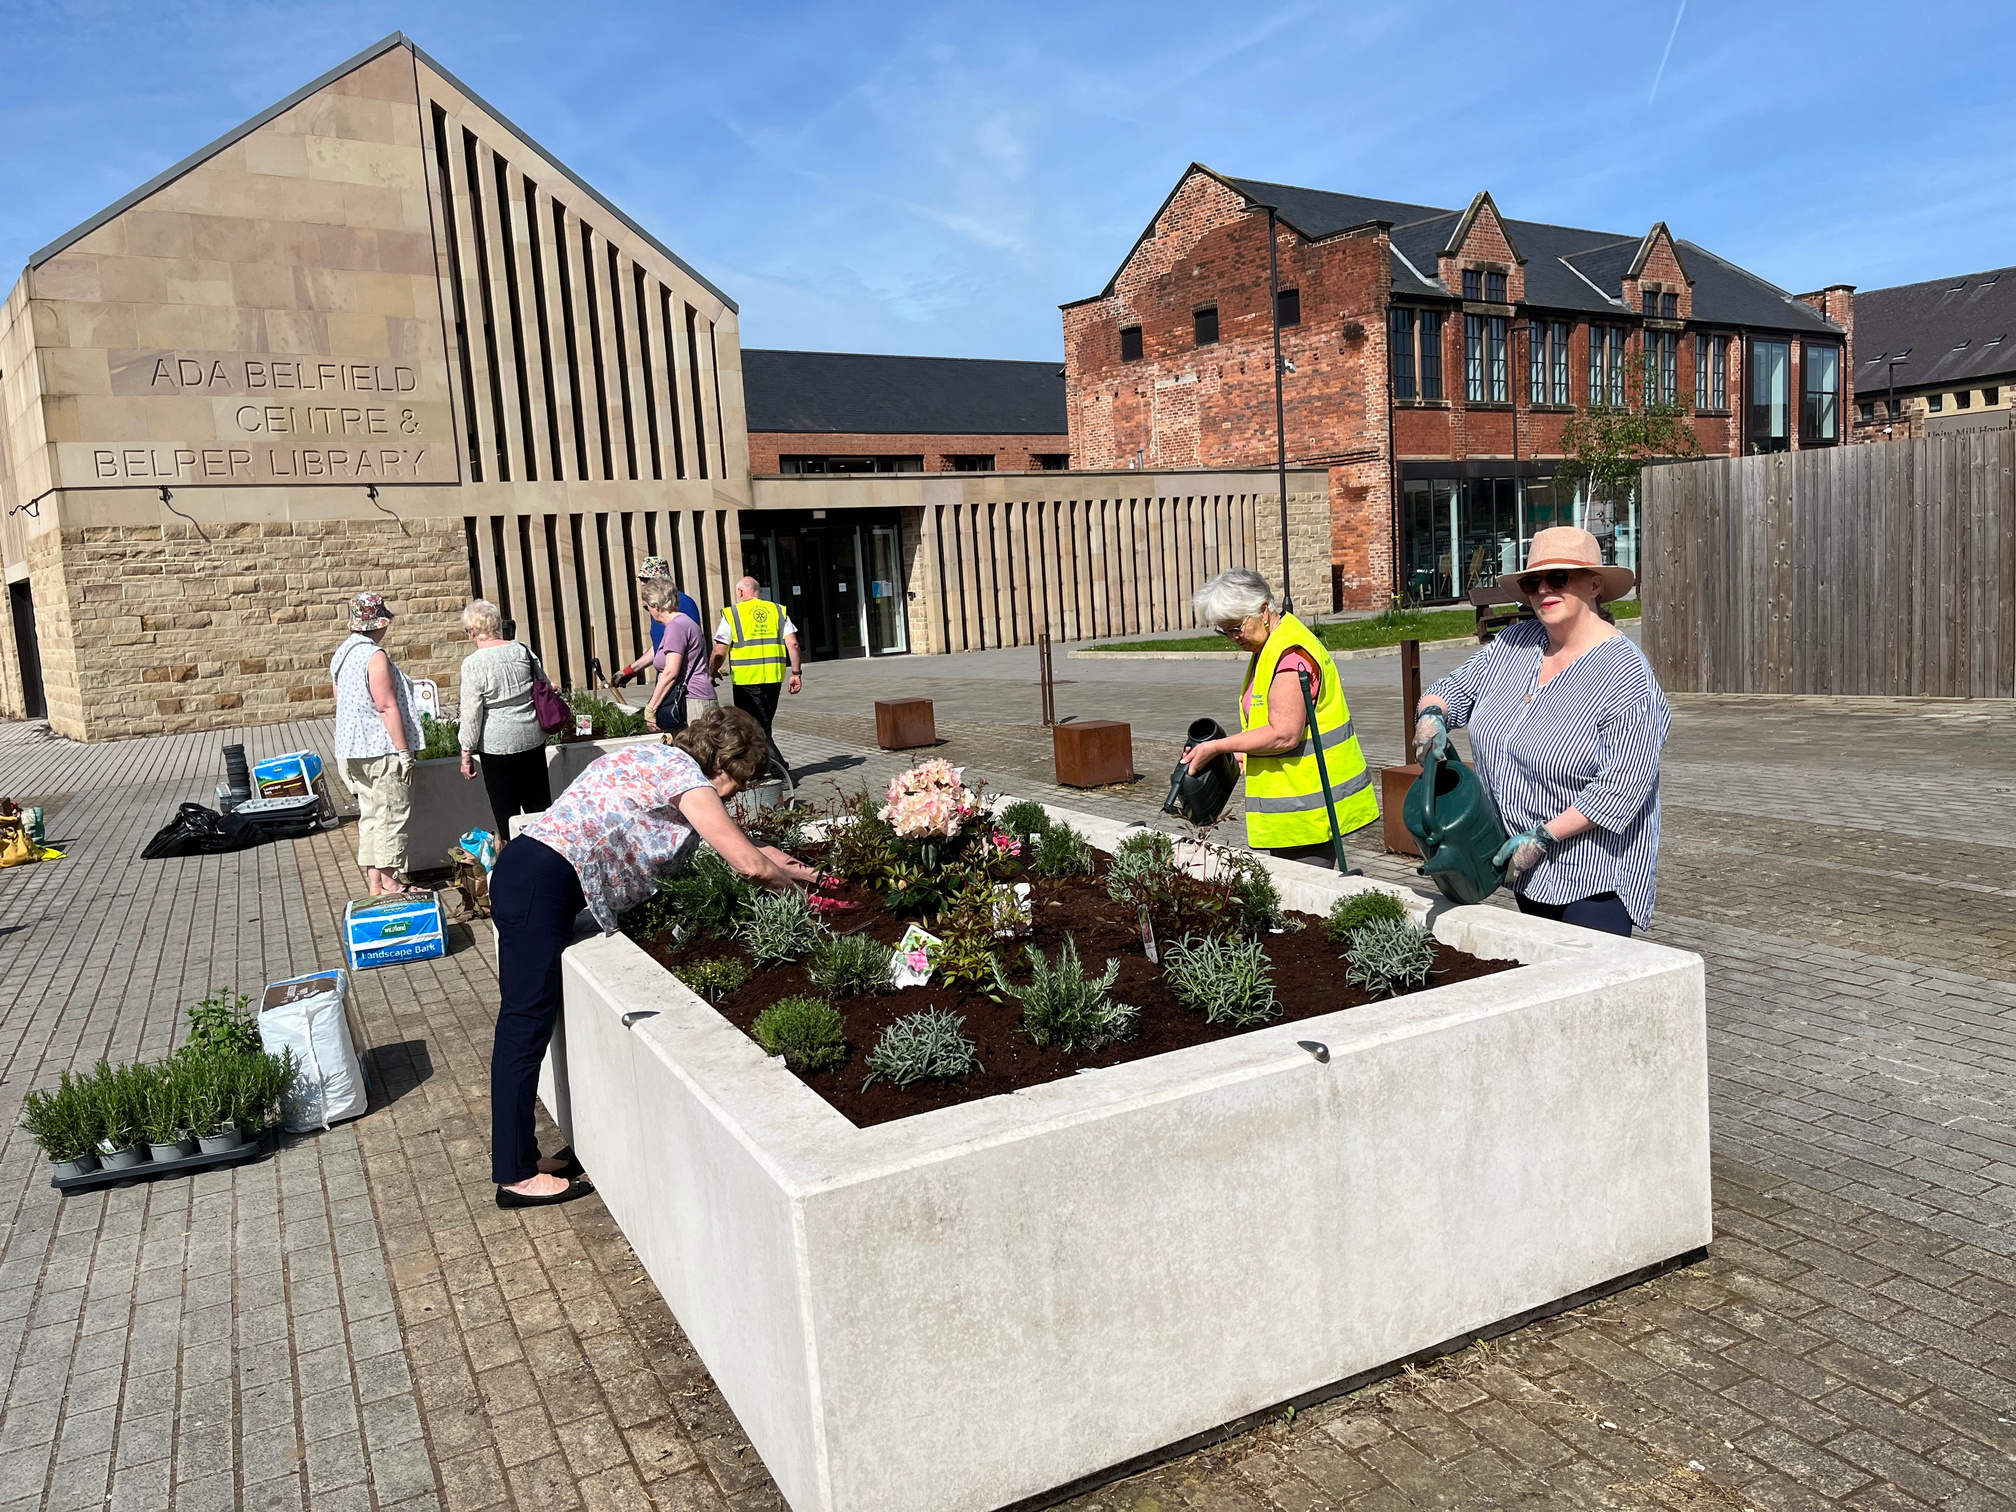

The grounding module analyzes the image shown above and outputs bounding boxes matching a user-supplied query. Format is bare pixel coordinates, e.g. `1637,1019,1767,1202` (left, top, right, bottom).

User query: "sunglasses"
1516,569,1583,596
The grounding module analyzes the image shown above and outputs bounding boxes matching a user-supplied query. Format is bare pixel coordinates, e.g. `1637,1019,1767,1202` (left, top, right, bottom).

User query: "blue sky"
6,0,2012,361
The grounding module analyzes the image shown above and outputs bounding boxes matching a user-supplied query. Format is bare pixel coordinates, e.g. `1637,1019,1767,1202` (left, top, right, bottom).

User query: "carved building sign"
59,348,462,488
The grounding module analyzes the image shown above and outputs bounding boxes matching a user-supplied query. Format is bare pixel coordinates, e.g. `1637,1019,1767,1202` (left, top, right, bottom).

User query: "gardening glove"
613,667,640,688
1411,710,1451,765
1492,826,1553,876
395,750,416,780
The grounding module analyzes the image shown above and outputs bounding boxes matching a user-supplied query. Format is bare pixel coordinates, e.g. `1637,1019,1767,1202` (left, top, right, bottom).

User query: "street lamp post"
1264,204,1293,615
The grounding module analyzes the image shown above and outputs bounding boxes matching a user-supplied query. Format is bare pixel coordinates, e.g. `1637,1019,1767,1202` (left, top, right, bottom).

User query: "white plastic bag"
258,969,368,1131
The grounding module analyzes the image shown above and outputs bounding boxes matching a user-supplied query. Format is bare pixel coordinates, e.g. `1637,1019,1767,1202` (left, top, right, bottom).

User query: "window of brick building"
1390,308,1446,401
1120,325,1143,362
1956,389,1972,409
1858,401,1876,423
1526,321,1573,405
1988,387,2001,405
1661,292,1678,319
1642,331,1678,404
1749,339,1791,451
1642,290,1657,318
1694,335,1729,411
1462,270,1481,301
1194,306,1219,346
1888,398,1902,417
1589,326,1628,407
1276,288,1300,326
1801,344,1840,443
1034,453,1070,470
1928,393,1944,413
1465,315,1508,402
781,455,923,474
949,454,995,472
1485,272,1506,304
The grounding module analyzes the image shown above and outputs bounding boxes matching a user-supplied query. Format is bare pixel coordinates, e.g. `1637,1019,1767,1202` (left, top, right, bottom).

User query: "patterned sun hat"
347,591,395,632
636,556,672,581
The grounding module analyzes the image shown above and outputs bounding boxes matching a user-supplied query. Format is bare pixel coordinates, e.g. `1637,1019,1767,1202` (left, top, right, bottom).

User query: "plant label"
575,714,594,736
1138,905,1158,964
890,924,942,989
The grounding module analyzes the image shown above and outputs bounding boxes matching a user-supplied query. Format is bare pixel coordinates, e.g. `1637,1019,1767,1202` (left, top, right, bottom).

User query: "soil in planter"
630,866,1518,1129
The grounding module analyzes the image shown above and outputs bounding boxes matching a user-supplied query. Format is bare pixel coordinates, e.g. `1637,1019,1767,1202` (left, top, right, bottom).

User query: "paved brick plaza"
1,647,2013,1512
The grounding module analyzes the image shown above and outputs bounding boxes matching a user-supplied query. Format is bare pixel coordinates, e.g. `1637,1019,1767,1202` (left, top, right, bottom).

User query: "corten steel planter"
1381,762,1423,856
874,698,937,751
535,804,1710,1512
1053,719,1133,787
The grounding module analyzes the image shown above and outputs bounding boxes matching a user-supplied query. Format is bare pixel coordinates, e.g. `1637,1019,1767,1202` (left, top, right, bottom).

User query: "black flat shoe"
495,1177,594,1209
539,1146,585,1180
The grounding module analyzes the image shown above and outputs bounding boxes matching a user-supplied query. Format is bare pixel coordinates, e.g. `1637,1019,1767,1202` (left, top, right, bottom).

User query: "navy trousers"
1515,889,1634,937
488,835,585,1184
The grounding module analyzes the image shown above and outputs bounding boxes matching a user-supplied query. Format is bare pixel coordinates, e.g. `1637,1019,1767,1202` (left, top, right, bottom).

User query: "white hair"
639,579,681,612
1191,568,1276,627
461,599,504,638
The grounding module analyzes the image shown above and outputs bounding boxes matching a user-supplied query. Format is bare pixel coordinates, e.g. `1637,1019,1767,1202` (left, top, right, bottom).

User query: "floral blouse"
522,743,712,932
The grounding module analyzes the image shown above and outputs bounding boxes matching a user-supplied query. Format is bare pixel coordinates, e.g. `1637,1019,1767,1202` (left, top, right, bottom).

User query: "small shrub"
1325,890,1408,945
994,936,1137,1053
1161,933,1279,1026
85,1060,151,1150
825,795,901,884
418,712,461,760
556,690,648,742
1105,829,1182,919
735,888,819,967
1344,917,1437,999
175,1054,233,1137
630,848,755,940
742,799,818,852
184,989,261,1058
679,956,753,1004
140,1061,187,1144
1226,853,1287,936
931,911,1002,994
242,1050,297,1128
751,996,848,1073
862,1009,980,1089
808,931,894,998
997,798,1053,841
1029,823,1096,879
19,1072,96,1163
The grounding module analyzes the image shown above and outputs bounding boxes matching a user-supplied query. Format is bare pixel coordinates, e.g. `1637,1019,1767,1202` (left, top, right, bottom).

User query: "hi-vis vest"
722,599,787,685
1240,613,1378,848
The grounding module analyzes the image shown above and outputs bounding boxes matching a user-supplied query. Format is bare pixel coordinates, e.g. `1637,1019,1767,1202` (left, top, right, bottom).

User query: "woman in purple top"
640,580,714,733
487,708,816,1208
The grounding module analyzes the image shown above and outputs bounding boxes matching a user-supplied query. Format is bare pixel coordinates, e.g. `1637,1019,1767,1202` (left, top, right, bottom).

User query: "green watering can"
1403,743,1508,905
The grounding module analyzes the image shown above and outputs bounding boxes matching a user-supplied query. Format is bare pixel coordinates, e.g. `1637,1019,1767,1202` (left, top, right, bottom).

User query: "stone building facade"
0,33,748,740
1062,165,1854,611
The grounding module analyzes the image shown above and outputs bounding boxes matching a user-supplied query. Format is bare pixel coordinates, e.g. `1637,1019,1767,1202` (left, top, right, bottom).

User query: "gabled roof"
1627,222,1691,284
24,32,736,310
1442,191,1524,264
1069,166,1840,334
743,350,1067,436
1853,267,2016,394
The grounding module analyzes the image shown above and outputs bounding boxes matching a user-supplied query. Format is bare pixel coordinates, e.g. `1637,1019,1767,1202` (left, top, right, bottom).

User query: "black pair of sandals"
495,1147,594,1208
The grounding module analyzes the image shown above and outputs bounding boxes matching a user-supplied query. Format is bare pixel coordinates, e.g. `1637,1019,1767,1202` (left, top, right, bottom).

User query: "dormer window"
1462,270,1481,300
1661,292,1678,319
1642,290,1657,317
1485,272,1506,303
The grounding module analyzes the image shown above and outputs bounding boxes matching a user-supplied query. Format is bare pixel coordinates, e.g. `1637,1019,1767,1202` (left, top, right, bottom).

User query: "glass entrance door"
865,524,908,654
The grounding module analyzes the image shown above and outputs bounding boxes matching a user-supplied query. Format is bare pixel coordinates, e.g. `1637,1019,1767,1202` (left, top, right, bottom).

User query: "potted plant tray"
51,1128,271,1193
535,801,1711,1512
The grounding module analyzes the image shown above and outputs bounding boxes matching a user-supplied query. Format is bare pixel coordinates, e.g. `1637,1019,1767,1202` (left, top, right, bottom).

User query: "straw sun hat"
1520,526,1636,603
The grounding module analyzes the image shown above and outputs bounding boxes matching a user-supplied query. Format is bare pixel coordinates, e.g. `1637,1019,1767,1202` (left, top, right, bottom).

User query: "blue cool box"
343,893,445,970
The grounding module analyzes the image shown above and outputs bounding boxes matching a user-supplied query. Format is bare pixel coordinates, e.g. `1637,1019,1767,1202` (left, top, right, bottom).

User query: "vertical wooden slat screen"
1642,435,2016,697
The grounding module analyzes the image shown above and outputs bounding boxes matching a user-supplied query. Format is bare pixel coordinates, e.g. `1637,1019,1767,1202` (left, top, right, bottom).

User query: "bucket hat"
636,556,672,581
1519,527,1635,603
347,591,395,633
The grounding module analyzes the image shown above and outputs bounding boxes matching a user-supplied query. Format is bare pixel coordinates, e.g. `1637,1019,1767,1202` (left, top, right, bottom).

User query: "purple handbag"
525,647,572,735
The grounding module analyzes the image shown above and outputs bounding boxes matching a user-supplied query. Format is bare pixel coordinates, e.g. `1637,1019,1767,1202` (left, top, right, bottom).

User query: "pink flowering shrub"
879,760,981,842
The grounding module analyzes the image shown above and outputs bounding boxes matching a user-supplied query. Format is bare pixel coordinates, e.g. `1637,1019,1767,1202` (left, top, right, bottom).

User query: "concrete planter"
404,734,662,871
542,804,1710,1512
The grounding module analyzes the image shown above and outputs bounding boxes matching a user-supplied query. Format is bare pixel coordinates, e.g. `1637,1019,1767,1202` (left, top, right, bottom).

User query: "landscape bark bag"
258,970,369,1130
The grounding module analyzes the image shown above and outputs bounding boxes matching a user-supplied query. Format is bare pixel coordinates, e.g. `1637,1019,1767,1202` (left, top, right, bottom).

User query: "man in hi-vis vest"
709,576,801,788
1180,568,1377,867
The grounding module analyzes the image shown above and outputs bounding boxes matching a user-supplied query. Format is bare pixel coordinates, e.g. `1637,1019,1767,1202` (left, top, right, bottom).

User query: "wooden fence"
1641,435,2016,697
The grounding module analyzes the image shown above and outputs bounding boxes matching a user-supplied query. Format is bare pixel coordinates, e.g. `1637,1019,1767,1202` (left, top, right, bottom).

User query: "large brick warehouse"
1062,165,1854,610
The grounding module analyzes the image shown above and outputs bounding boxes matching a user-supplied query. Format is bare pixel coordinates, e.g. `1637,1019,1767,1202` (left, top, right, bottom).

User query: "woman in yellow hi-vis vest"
1181,568,1378,868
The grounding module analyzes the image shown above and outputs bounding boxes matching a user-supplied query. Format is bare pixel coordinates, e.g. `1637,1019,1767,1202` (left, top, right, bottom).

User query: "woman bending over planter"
488,708,819,1207
1413,526,1670,938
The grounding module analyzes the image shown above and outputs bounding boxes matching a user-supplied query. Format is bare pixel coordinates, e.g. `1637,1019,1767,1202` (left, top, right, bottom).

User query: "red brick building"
1062,166,1853,609
744,349,1069,474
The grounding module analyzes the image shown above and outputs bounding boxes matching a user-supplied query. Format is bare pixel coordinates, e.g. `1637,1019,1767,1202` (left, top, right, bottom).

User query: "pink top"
523,744,712,932
652,612,715,702
1242,647,1322,726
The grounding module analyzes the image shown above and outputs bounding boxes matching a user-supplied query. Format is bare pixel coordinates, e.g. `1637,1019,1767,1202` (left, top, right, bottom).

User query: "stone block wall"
48,516,466,740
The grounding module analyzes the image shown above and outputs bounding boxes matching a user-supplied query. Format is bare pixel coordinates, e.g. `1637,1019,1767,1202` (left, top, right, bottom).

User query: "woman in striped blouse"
1413,526,1671,937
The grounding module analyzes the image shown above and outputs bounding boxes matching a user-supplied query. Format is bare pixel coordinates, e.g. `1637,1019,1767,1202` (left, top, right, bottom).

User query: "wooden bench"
1468,580,1536,644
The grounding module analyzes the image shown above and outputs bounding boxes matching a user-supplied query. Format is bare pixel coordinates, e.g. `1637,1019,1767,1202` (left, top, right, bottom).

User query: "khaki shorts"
345,754,412,870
